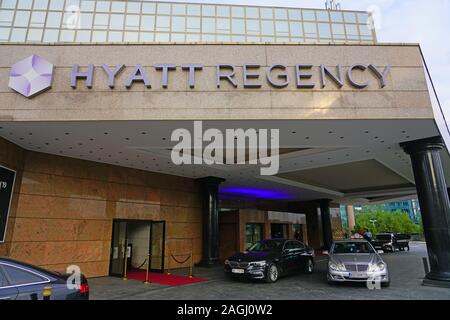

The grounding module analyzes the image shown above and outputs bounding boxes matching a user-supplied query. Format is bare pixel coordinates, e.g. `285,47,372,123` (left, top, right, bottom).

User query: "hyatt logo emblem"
8,54,54,98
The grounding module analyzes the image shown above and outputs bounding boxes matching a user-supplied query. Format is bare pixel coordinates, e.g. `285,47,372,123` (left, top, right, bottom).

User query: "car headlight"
248,261,267,267
329,261,346,271
368,262,386,272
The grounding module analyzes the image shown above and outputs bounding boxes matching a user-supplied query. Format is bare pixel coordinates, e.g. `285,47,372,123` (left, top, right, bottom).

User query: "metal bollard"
189,249,194,278
43,286,52,300
166,245,172,276
122,242,128,281
144,254,151,285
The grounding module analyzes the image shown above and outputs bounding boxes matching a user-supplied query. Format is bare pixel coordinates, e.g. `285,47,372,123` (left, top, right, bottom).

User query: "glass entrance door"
149,221,166,272
110,221,127,276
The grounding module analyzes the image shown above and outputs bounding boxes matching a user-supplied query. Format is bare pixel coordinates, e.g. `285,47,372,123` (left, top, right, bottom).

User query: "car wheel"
304,258,314,274
265,264,279,283
382,281,391,288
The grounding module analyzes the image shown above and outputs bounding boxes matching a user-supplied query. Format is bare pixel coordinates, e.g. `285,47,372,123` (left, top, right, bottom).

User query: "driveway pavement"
89,242,450,300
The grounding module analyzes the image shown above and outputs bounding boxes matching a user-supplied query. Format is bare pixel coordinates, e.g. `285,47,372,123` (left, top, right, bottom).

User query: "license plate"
349,272,366,279
232,269,245,274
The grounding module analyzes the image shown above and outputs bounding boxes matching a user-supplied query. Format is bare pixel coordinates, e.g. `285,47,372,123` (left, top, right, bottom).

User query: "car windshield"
332,242,375,254
247,240,284,252
376,235,392,240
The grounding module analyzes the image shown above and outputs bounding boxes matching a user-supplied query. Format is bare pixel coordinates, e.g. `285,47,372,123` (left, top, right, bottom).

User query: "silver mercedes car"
327,240,390,287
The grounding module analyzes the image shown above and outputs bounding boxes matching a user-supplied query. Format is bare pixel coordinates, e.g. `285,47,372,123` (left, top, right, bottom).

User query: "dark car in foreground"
0,257,89,300
224,239,315,283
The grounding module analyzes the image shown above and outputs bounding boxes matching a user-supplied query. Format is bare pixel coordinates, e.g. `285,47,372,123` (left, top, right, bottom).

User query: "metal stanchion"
189,248,193,278
122,242,128,281
166,244,172,276
144,253,151,285
43,287,52,300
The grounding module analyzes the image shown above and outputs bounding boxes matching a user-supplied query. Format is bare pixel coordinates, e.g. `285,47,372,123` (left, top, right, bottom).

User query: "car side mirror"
322,250,329,256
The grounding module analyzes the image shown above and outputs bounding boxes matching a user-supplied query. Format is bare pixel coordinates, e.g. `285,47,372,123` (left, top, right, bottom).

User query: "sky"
166,0,450,126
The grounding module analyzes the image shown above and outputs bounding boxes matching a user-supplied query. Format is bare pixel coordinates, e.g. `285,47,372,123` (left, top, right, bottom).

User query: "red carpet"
126,269,207,286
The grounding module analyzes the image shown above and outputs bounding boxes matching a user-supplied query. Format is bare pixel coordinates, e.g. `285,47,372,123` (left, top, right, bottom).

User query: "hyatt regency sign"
9,54,393,98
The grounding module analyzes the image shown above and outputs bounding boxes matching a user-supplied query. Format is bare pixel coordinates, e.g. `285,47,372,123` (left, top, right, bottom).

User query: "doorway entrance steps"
126,269,207,286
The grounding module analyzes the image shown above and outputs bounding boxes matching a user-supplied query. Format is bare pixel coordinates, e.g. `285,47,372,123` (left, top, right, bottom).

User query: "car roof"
333,239,369,243
0,257,61,279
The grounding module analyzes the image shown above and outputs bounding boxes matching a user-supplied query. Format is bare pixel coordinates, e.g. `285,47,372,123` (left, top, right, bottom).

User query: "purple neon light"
220,187,292,200
9,54,53,98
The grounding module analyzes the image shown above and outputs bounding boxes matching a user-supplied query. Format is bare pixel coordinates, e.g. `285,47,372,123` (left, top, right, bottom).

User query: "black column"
401,136,450,285
318,199,333,250
197,176,225,267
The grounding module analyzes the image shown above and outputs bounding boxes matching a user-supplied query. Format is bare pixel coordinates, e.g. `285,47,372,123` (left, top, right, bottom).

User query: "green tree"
353,210,421,235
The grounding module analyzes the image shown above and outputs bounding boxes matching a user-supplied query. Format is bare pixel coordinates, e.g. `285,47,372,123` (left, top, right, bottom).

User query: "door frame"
109,219,166,276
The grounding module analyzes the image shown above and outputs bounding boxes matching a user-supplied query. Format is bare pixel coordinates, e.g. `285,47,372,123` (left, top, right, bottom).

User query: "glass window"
202,18,215,33
60,29,75,41
49,0,64,10
216,18,229,32
127,2,141,14
142,2,155,14
318,23,331,38
3,266,46,285
27,28,43,41
304,22,317,36
186,17,200,32
43,28,58,42
156,15,169,31
288,9,301,20
171,16,185,32
111,1,125,13
108,31,122,41
172,4,186,15
246,7,259,19
216,34,230,42
109,14,124,30
94,13,108,29
332,23,345,36
187,4,200,16
46,12,61,28
30,11,46,27
0,10,14,26
14,11,30,27
202,5,215,17
216,6,230,17
1,0,17,9
274,9,288,20
359,24,372,36
10,28,26,41
231,6,244,18
231,18,245,34
290,22,302,37
76,29,91,42
231,35,244,42
157,3,170,15
316,11,330,22
80,0,94,12
139,32,153,42
96,1,110,13
0,27,11,40
171,33,185,42
245,224,263,249
246,36,260,42
66,0,80,8
260,8,273,19
140,15,154,31
91,30,106,42
357,12,369,24
79,12,92,29
261,20,274,35
186,33,200,41
154,32,169,42
34,0,48,10
275,21,289,36
125,15,139,30
18,0,33,9
330,11,343,22
124,31,138,42
246,19,259,35
302,10,316,21
0,268,8,287
343,12,357,23
345,24,359,36
201,33,215,42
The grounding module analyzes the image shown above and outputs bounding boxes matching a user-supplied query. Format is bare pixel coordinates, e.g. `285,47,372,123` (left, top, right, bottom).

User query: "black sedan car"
224,239,315,283
0,257,89,300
